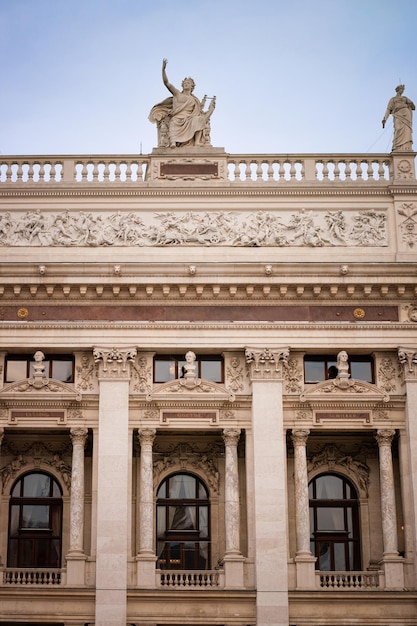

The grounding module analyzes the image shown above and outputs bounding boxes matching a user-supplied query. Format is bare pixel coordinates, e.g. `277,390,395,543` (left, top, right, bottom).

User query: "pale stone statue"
149,59,216,148
183,350,197,379
32,350,46,377
382,85,415,151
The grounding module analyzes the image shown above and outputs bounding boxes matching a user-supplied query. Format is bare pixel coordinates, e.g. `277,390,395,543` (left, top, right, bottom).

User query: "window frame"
156,472,211,570
304,354,374,384
5,354,75,383
153,354,224,383
8,471,63,569
309,473,361,572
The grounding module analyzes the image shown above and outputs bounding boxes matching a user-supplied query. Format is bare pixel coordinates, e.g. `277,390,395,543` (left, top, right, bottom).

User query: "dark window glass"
8,472,63,568
154,355,223,383
5,355,74,383
304,355,373,383
156,473,210,570
309,473,361,571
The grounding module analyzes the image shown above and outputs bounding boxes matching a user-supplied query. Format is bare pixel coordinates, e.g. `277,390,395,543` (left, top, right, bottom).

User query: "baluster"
244,160,252,181
345,161,352,181
333,161,340,181
255,160,263,181
103,160,110,181
322,160,329,180
289,159,296,180
91,160,99,181
298,159,305,181
266,159,274,181
232,161,240,181
378,159,385,180
367,160,373,180
114,160,121,183
137,160,144,182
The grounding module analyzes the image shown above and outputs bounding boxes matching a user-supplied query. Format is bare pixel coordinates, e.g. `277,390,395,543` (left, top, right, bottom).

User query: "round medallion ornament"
353,307,365,319
17,307,29,319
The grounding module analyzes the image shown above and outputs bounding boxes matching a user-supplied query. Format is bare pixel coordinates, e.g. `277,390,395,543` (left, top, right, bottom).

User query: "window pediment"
0,378,81,403
300,378,389,404
146,377,235,402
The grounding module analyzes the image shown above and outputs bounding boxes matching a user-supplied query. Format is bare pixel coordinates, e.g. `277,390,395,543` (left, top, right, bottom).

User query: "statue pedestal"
391,151,416,182
148,147,228,182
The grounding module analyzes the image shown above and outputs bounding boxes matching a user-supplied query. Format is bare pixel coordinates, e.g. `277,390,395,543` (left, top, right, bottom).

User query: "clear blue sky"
0,0,416,155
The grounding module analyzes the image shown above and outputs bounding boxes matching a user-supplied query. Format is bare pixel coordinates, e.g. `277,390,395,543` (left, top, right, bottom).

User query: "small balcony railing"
3,568,63,585
317,570,382,590
157,569,223,588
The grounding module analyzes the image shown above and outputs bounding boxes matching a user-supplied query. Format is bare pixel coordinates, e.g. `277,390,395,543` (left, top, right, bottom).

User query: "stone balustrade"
0,153,392,184
3,568,63,585
157,569,223,588
317,571,382,590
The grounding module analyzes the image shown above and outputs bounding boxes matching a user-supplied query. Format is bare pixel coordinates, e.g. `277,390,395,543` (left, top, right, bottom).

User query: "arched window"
8,472,63,568
309,473,361,571
156,473,210,570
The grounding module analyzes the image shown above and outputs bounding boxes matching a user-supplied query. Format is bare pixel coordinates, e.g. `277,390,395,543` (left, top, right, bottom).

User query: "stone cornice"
0,186,400,199
0,321,414,332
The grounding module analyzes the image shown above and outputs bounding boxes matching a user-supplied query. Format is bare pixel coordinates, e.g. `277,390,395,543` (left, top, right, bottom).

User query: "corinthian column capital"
93,346,137,380
291,429,310,447
245,346,289,381
375,429,396,447
138,428,156,448
70,427,88,447
222,428,241,447
398,347,417,380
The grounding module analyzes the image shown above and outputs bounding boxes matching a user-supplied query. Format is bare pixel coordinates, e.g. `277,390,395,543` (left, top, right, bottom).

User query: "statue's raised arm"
149,59,216,148
161,58,178,96
382,84,415,152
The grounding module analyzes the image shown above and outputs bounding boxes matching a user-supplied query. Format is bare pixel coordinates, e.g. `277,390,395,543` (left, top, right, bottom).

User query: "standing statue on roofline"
382,84,415,152
149,59,216,149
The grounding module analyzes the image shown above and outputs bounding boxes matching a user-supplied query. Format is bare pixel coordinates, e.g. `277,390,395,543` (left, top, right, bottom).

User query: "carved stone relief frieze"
284,355,303,394
224,353,247,394
0,208,388,248
376,356,398,393
397,203,417,248
131,354,153,394
307,442,371,497
0,440,72,493
152,441,221,494
75,352,98,393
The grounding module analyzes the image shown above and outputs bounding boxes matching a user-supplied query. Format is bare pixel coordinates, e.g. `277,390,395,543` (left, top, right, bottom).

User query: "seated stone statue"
149,59,216,148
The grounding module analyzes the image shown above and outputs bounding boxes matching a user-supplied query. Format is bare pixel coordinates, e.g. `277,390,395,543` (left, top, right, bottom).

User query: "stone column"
246,347,290,626
222,428,244,588
375,428,404,589
0,428,4,568
136,428,156,588
291,429,316,589
66,427,88,585
93,346,136,626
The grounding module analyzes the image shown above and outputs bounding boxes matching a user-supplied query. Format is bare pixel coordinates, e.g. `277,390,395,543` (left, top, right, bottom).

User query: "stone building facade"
0,109,417,624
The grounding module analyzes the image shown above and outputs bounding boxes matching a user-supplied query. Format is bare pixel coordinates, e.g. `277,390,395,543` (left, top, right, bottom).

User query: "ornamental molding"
300,378,389,404
146,378,235,402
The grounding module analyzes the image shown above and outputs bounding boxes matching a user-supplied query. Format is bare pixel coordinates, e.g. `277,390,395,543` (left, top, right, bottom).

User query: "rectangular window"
304,355,373,384
154,355,223,383
5,355,74,383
